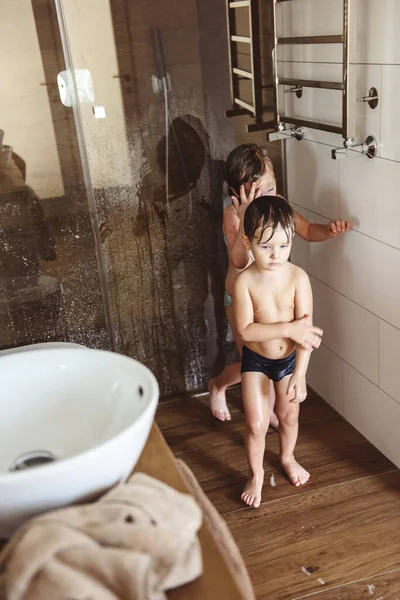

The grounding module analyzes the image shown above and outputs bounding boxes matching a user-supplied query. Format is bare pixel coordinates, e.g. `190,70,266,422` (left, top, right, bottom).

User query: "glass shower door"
0,0,112,351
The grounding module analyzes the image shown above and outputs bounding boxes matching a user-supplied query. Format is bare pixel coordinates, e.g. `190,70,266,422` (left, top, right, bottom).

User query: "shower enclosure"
0,0,235,396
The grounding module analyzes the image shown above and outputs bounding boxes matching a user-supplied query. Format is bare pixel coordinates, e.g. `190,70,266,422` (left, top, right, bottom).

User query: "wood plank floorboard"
158,387,400,600
174,417,365,483
202,441,396,514
158,391,338,455
291,568,400,599
225,471,400,599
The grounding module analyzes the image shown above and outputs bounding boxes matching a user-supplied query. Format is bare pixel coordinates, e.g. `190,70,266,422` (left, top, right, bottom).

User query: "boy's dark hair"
244,196,295,244
225,143,275,201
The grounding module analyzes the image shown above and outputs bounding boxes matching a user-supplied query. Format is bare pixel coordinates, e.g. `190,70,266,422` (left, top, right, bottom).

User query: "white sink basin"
0,344,159,537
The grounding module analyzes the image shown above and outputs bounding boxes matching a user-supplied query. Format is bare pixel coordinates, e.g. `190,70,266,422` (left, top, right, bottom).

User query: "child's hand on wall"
328,220,350,237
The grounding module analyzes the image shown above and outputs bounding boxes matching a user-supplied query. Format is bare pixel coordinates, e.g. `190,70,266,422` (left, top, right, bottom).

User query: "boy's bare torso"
241,261,298,360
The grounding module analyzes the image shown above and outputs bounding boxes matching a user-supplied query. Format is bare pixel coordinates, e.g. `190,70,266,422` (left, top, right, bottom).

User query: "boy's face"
246,224,293,271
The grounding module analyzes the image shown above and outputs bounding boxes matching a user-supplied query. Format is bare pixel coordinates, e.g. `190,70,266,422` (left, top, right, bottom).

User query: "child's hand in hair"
231,182,262,218
328,220,350,236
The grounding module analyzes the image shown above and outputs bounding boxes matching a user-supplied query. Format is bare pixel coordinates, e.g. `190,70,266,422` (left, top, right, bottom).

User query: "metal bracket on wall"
284,85,303,99
331,135,378,160
290,126,304,141
356,86,379,109
267,124,304,142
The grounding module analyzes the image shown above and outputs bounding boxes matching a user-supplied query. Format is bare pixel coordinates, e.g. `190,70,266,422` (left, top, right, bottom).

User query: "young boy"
233,195,319,508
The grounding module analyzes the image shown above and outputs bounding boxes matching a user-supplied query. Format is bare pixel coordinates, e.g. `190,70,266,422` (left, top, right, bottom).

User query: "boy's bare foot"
269,411,279,431
241,470,264,508
281,458,310,487
208,378,231,421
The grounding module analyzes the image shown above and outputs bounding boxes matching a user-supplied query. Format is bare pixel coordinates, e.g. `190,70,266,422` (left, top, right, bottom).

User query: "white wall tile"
283,61,343,82
331,233,400,330
283,61,343,129
308,343,344,415
379,320,400,404
311,278,379,384
286,141,340,219
348,0,358,65
380,65,400,162
281,0,357,64
277,60,285,79
281,0,344,37
357,0,400,65
303,44,343,65
291,206,400,331
283,45,304,64
281,0,304,62
285,88,342,128
347,64,357,141
302,0,344,37
275,1,284,38
340,154,400,249
343,363,400,468
282,0,304,38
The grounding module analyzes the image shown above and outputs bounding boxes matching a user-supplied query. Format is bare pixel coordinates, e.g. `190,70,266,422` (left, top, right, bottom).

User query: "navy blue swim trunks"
241,345,296,382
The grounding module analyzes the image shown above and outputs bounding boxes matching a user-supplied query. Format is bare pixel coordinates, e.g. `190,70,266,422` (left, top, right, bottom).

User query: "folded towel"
0,473,202,600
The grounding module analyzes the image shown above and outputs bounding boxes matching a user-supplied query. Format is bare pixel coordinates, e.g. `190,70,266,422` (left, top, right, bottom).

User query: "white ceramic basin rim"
0,347,158,480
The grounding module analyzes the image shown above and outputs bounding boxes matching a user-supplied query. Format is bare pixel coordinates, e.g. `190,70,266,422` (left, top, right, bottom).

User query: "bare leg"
208,362,240,421
265,379,279,430
209,305,242,421
209,305,280,427
274,377,310,486
241,371,270,507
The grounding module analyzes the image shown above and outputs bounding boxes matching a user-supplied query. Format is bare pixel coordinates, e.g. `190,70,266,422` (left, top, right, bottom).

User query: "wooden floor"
156,387,400,600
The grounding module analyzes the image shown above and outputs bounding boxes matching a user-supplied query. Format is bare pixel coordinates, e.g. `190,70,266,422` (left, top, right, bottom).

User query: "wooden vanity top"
134,424,246,600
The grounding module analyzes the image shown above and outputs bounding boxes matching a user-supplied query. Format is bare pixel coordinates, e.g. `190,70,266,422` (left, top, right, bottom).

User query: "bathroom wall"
281,0,400,467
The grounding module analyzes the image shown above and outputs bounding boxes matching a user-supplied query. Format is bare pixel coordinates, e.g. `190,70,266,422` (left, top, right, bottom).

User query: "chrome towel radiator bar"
225,0,378,157
225,0,351,139
268,0,351,140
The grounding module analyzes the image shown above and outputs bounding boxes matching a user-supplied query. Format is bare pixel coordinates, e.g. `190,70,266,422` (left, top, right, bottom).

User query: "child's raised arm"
233,272,323,349
293,208,350,242
224,182,258,270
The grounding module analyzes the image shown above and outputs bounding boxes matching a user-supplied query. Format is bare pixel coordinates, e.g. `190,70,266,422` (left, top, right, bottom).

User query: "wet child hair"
225,143,275,201
244,196,295,244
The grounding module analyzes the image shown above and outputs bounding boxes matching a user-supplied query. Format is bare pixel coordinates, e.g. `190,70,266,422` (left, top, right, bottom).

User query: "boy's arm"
293,208,350,242
287,269,314,402
233,273,323,349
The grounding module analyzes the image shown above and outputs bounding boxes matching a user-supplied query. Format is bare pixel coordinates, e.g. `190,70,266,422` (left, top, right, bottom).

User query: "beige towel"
0,473,202,600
